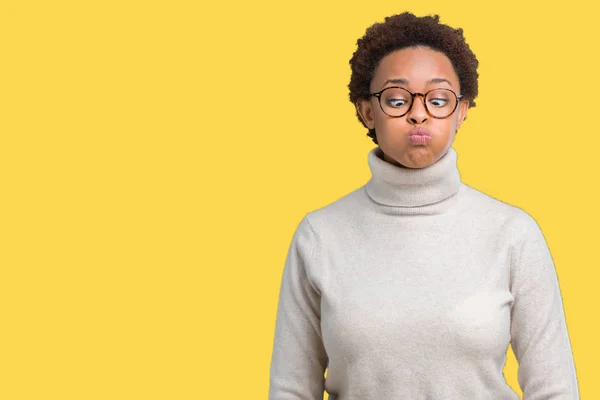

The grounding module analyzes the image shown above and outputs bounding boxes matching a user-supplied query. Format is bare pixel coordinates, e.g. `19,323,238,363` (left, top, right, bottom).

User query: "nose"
407,94,428,124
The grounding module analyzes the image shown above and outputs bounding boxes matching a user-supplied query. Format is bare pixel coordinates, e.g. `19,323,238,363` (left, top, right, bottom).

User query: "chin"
399,149,440,168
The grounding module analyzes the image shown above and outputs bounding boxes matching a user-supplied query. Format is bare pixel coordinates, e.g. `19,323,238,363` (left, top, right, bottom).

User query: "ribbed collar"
365,146,461,214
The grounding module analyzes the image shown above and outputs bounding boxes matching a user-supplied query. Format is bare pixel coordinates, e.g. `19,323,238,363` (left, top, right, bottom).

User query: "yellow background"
0,0,596,398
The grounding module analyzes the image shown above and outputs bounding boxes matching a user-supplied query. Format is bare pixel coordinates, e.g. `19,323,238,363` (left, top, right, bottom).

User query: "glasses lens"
424,89,458,118
380,87,412,117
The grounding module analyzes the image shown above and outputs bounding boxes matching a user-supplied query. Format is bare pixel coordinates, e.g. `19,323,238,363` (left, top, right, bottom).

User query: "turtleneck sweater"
269,146,580,400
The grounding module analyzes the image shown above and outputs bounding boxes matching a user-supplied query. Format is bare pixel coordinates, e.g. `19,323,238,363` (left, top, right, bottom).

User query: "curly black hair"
348,12,479,144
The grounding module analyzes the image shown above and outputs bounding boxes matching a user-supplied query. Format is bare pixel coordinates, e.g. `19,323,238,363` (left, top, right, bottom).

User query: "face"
357,46,469,169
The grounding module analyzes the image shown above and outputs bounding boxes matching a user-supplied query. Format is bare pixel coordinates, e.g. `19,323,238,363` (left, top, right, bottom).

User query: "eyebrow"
381,77,453,87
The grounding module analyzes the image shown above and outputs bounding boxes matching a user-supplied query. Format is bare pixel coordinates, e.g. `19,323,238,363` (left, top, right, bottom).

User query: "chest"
319,231,514,360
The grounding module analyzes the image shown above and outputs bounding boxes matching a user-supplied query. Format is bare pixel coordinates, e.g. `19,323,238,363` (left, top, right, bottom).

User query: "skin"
357,46,470,169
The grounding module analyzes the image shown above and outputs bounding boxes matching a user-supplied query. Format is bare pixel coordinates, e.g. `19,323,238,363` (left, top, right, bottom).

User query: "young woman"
269,12,579,399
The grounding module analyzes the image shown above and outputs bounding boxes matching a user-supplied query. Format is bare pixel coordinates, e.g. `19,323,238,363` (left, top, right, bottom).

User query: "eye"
385,98,408,108
428,98,449,107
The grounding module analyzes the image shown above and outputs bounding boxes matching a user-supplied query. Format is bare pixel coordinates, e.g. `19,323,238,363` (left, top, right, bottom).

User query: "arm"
269,216,328,400
509,213,580,399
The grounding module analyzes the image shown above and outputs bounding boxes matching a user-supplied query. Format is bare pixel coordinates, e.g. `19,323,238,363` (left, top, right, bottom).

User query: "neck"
365,146,462,215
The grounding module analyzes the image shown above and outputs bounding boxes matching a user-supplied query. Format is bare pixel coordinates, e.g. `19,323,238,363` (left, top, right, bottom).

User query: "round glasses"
370,87,464,119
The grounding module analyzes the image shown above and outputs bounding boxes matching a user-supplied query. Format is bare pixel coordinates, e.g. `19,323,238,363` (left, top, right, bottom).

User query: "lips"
409,127,431,137
408,127,432,145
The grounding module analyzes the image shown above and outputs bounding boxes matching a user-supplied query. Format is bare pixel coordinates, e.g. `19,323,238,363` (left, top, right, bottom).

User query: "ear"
455,100,469,131
356,99,375,130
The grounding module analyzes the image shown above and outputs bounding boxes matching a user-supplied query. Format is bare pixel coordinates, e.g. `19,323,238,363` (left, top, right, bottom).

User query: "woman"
269,12,579,399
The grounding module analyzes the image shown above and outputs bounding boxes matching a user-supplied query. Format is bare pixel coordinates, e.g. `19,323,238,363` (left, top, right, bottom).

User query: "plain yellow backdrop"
0,0,597,398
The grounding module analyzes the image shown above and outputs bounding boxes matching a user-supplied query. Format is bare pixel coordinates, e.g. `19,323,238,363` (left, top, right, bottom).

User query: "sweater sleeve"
509,213,580,399
269,216,328,400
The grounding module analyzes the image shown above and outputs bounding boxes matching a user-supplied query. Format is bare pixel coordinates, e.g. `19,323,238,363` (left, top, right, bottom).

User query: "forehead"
371,46,459,91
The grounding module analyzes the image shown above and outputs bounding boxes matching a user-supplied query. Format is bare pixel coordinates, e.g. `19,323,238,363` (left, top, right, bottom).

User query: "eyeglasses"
369,87,464,119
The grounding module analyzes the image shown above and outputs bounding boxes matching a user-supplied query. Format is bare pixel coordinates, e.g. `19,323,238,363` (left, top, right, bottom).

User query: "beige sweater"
269,146,579,400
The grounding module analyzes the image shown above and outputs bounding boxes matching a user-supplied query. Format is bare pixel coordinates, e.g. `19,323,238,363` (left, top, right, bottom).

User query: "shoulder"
291,185,363,246
301,185,370,238
458,182,539,229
